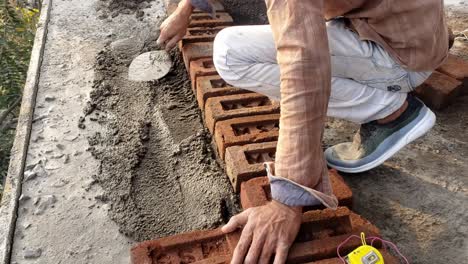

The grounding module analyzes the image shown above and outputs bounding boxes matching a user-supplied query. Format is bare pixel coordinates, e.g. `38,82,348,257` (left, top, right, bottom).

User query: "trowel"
128,50,173,82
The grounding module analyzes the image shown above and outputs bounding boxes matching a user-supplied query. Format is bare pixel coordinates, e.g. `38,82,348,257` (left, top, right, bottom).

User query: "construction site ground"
0,0,467,263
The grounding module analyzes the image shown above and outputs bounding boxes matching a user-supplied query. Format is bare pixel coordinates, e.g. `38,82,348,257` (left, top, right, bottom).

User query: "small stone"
45,95,56,102
19,195,31,202
33,195,57,215
24,171,38,181
24,248,42,259
63,154,70,164
56,144,65,150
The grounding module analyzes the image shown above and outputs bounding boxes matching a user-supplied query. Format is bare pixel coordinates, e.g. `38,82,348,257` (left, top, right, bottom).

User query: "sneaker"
325,95,436,173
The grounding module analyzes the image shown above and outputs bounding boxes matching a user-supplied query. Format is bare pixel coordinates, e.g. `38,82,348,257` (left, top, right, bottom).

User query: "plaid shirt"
192,0,448,206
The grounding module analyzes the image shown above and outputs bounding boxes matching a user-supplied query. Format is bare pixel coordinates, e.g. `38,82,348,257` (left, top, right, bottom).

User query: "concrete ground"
0,0,467,263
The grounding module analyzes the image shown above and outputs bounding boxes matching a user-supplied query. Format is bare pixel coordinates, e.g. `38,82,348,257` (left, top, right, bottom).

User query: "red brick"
182,26,226,46
224,141,277,191
189,58,218,92
189,12,234,28
204,94,280,134
131,207,382,264
131,229,234,264
414,71,462,110
436,54,468,94
214,114,280,160
181,42,213,71
196,75,252,109
240,169,353,209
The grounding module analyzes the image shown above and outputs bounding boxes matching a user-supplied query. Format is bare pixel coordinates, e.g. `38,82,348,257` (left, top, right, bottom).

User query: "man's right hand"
157,0,193,51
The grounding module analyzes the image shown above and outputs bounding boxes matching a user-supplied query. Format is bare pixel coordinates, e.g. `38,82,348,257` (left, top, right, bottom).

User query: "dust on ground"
96,0,153,20
81,34,239,241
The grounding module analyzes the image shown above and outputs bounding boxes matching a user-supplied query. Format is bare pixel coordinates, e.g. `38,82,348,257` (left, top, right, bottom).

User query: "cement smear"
96,0,153,20
82,40,239,241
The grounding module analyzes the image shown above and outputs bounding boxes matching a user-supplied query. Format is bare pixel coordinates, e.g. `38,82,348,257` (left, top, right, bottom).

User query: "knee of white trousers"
213,27,245,87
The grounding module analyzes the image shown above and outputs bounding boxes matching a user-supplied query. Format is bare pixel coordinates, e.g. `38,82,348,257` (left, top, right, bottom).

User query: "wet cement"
82,39,239,241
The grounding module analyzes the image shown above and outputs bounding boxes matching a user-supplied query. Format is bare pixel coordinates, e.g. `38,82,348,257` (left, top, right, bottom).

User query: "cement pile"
81,41,239,241
96,0,152,20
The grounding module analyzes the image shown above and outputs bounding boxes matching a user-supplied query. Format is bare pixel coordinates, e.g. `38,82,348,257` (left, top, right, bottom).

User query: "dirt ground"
81,0,468,263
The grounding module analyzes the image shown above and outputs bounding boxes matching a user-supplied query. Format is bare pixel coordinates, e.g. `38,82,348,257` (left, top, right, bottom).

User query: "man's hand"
156,0,193,51
222,201,302,264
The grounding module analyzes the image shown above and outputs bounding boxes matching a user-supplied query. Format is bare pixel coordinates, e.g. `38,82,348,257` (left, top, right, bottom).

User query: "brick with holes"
240,169,353,209
214,114,280,160
181,42,213,71
436,54,468,94
189,12,234,28
204,94,280,134
196,75,253,109
181,26,227,48
131,207,390,264
131,229,237,264
189,58,218,92
224,141,277,191
414,71,463,110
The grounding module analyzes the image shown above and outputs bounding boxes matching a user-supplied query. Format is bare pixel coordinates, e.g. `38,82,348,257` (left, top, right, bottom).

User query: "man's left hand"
222,200,302,264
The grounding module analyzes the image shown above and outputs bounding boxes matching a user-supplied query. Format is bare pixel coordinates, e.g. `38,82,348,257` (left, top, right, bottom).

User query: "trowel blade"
128,50,172,82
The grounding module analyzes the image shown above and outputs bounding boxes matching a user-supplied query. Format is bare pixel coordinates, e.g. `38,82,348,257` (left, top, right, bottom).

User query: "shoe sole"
325,106,436,173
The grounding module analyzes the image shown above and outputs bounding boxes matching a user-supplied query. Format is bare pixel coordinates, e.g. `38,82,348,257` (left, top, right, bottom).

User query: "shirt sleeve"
265,0,338,208
190,0,214,15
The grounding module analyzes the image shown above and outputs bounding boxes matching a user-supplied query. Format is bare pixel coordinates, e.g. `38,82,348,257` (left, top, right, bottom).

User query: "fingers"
156,34,168,48
272,244,289,264
244,232,267,264
258,240,275,264
231,223,253,264
164,34,183,51
222,209,250,234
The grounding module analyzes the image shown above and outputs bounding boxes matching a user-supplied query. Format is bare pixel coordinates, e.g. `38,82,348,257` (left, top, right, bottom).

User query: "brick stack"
131,208,401,263
415,54,468,110
130,1,468,262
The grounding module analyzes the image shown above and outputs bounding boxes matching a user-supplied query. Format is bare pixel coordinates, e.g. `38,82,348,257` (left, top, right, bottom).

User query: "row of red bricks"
132,3,370,263
132,207,402,263
131,1,468,262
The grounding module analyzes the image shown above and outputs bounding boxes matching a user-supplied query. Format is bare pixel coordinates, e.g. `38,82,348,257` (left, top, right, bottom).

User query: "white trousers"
213,19,432,124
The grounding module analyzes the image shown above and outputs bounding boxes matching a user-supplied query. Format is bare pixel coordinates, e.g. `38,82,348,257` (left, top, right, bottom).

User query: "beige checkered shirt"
265,0,448,207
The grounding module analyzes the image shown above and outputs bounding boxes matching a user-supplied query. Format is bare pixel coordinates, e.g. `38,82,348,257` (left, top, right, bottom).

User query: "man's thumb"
221,209,250,233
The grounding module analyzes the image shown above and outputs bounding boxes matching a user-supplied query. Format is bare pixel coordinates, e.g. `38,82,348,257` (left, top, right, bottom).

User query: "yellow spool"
345,233,384,264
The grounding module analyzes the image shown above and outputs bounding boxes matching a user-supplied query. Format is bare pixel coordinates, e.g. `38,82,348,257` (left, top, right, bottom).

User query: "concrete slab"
0,0,51,262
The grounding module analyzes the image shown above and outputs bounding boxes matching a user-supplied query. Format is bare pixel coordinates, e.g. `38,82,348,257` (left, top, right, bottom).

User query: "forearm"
266,0,335,207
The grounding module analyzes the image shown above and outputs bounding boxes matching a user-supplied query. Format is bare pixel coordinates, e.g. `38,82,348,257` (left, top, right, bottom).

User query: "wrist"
178,0,194,15
271,200,303,214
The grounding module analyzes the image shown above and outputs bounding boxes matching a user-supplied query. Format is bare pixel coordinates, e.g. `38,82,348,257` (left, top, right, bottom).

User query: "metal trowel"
128,50,173,82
